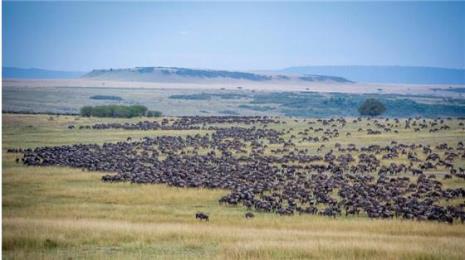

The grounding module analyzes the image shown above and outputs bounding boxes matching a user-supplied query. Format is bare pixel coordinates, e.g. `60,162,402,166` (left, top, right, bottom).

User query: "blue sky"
3,2,464,71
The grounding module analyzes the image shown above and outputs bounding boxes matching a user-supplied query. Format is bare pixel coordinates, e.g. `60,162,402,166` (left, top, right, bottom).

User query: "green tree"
128,105,148,117
113,105,131,118
91,105,112,117
147,110,162,117
358,98,386,116
80,106,93,117
79,105,149,118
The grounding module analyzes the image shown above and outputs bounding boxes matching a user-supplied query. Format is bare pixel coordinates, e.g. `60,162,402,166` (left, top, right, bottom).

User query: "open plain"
3,79,465,118
3,113,465,259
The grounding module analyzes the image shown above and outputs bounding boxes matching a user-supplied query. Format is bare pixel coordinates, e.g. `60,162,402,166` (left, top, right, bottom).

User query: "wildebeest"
17,116,465,223
245,212,255,219
196,212,209,221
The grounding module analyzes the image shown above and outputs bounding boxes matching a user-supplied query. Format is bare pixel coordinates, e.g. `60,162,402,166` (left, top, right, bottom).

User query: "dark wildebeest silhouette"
245,212,255,219
196,212,209,221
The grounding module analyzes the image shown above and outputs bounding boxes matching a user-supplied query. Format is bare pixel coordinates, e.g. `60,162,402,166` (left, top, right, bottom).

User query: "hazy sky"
3,2,464,71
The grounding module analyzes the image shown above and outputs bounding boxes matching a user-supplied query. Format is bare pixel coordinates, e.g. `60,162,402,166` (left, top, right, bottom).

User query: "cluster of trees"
358,98,386,116
80,105,161,118
89,95,123,101
165,67,272,81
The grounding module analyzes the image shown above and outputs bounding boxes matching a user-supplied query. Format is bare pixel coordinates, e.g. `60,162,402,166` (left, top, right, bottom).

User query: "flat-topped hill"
82,67,353,84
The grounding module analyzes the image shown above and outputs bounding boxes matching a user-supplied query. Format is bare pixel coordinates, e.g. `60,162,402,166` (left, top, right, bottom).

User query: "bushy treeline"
169,93,248,100
162,67,272,81
90,95,123,101
80,105,161,118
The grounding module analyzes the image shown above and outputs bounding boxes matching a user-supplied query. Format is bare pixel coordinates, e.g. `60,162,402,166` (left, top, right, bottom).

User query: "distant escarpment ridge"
280,66,465,84
81,67,353,84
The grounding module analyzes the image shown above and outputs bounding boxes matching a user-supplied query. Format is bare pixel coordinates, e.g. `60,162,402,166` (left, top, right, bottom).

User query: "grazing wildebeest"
196,212,209,221
17,116,465,223
245,212,255,219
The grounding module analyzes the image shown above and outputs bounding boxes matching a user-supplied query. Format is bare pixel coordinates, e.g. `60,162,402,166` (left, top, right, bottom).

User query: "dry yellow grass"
3,114,465,259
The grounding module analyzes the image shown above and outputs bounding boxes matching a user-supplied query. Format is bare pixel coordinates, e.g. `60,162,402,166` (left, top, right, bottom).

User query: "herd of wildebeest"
9,116,465,223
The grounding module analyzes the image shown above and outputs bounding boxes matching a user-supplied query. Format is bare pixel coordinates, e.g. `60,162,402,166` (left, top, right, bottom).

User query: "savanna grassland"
4,84,465,118
3,114,465,259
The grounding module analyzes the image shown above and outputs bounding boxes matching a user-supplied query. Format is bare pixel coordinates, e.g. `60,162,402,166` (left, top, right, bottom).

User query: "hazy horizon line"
4,64,465,73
